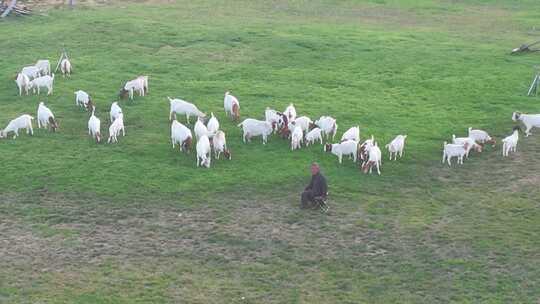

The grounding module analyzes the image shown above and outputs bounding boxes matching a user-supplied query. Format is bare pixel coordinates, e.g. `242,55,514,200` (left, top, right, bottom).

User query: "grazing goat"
468,127,495,147
37,102,58,132
21,66,41,80
137,75,149,94
341,126,360,142
35,60,51,76
88,106,101,143
168,97,206,123
15,73,30,96
120,78,144,100
107,114,125,143
212,130,231,160
29,74,54,95
206,112,220,137
194,118,209,140
385,135,407,160
224,92,240,120
171,120,192,152
362,143,382,175
284,103,297,121
512,112,540,136
502,127,520,157
60,58,72,77
324,140,358,164
110,102,123,122
315,116,338,140
442,141,469,166
358,135,375,162
0,114,34,139
305,127,323,146
75,90,93,110
196,135,212,168
289,116,313,133
452,135,482,158
238,118,273,144
291,124,303,151
265,107,283,131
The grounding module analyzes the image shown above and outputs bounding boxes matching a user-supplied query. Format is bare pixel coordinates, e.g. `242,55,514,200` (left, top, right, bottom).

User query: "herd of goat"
5,57,540,174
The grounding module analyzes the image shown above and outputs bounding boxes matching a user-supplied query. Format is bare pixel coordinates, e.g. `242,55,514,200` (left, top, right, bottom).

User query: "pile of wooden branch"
0,0,31,18
511,40,540,54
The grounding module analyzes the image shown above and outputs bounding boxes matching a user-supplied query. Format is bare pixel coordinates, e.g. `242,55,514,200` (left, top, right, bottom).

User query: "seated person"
301,162,327,209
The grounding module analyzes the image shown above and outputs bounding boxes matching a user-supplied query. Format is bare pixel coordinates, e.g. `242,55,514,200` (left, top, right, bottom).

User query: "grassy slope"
0,0,539,303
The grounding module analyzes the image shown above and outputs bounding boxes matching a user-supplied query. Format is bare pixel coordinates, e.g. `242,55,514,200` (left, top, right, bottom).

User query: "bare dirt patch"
0,191,387,274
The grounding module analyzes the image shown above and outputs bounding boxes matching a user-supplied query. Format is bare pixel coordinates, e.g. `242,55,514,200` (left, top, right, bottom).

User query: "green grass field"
1,0,540,303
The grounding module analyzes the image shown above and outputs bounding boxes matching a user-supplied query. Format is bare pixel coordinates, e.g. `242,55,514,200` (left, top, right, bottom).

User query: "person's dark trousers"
301,190,315,209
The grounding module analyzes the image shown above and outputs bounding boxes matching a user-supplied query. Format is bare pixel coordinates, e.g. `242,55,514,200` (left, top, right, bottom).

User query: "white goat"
324,140,358,164
291,125,303,151
21,66,41,80
237,118,273,144
341,126,360,142
15,73,30,96
60,58,72,77
502,127,520,157
171,120,193,152
137,75,149,94
452,135,482,158
194,118,209,140
289,116,313,133
88,107,102,143
362,143,382,175
37,102,58,132
120,78,144,100
265,107,284,130
212,130,231,160
35,60,51,76
75,90,92,110
206,112,220,137
110,102,123,122
107,114,125,143
442,141,468,166
468,127,495,147
284,103,297,121
29,74,54,95
385,135,407,160
315,116,338,140
512,112,540,136
168,97,206,123
196,135,212,168
224,92,240,120
305,127,323,146
0,114,34,139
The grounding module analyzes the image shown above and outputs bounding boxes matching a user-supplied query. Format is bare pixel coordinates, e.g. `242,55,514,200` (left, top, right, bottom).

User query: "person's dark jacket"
305,172,327,197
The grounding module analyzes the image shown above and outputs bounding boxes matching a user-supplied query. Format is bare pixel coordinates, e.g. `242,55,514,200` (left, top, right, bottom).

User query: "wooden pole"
528,75,539,96
1,0,18,18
